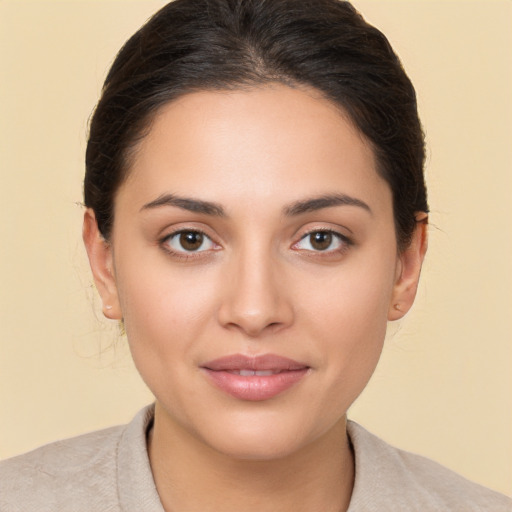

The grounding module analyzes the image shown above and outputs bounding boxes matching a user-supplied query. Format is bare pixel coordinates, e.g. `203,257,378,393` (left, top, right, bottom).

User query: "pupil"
180,232,203,251
311,232,332,250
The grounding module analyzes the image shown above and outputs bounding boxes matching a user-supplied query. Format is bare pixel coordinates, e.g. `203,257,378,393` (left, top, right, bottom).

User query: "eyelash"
293,229,353,257
159,228,353,260
160,229,219,260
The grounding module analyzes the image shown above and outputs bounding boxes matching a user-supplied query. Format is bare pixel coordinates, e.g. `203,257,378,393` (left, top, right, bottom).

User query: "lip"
201,354,310,401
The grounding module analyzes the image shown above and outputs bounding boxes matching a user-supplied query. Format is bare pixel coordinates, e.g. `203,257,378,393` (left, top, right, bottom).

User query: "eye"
163,230,216,253
293,230,349,252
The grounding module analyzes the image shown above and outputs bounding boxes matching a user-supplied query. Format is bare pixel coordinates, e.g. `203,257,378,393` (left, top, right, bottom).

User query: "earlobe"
388,213,428,321
82,209,122,320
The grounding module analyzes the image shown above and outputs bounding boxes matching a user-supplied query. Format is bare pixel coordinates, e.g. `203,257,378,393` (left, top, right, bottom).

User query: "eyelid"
157,221,222,246
159,226,221,259
291,227,353,254
293,223,353,243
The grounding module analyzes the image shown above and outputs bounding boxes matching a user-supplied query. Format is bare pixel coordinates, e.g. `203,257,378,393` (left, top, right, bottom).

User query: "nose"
217,247,294,338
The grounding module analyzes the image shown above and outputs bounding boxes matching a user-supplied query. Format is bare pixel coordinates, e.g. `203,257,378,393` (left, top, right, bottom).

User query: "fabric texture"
1,404,510,511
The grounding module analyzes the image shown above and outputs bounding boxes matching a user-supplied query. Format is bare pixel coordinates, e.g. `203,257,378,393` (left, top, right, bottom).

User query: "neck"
148,402,354,512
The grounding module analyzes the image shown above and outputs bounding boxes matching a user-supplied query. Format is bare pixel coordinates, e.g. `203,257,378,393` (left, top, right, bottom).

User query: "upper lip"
202,354,308,372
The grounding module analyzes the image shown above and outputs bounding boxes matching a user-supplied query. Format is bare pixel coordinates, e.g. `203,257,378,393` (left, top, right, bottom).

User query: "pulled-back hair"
85,0,428,249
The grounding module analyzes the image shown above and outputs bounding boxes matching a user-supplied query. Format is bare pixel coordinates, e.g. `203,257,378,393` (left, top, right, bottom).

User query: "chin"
194,409,345,462
207,431,308,462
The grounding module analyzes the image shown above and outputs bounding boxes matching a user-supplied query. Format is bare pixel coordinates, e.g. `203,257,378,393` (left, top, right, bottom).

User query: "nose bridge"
218,238,293,336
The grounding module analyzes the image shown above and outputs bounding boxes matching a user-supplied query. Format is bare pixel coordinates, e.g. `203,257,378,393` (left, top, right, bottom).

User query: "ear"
388,213,428,321
82,208,122,320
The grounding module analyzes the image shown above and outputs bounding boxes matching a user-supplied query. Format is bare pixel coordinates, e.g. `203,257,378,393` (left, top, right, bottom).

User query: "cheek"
300,251,396,339
114,259,227,422
114,256,221,362
297,250,397,393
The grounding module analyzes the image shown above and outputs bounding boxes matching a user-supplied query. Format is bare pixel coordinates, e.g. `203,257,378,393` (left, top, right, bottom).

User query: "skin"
83,84,427,512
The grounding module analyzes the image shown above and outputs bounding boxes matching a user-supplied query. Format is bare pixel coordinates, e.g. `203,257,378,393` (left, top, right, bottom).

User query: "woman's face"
85,85,424,459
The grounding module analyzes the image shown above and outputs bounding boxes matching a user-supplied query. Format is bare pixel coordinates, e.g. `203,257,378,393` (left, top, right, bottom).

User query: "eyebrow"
283,193,372,216
140,192,371,217
141,194,226,217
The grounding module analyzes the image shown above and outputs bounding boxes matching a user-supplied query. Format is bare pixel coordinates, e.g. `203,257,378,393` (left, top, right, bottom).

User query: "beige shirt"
1,404,510,511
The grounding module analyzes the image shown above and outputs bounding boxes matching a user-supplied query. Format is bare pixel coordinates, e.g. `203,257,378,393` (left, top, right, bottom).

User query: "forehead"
117,85,391,215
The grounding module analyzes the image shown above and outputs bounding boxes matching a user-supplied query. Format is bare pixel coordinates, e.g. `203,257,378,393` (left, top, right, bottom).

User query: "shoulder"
347,421,512,512
0,405,160,512
0,424,124,512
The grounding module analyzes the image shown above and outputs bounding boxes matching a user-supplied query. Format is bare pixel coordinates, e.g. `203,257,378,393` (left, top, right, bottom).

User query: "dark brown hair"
85,0,428,249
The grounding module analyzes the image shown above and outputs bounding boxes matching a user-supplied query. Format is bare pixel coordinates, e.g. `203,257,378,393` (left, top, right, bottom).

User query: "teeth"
236,370,277,376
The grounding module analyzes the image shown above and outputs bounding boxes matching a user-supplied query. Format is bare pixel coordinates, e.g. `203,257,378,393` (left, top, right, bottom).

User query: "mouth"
201,354,310,401
226,369,286,376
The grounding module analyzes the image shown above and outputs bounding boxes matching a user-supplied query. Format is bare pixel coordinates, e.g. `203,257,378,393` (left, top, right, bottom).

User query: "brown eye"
179,231,204,251
310,232,332,251
294,230,349,253
164,230,216,254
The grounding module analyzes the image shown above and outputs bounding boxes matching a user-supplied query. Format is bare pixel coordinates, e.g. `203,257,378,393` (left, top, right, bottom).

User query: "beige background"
0,0,510,496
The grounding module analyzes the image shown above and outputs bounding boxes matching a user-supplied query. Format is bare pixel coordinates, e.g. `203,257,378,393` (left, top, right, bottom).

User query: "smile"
228,369,283,376
201,354,310,401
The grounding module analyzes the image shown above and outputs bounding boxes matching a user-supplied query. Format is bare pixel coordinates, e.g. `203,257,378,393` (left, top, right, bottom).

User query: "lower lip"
202,368,309,401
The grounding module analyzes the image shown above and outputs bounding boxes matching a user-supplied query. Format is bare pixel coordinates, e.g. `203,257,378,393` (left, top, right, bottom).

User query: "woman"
1,0,510,510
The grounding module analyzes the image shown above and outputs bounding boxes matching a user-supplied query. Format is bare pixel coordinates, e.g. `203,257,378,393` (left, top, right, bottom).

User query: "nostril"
216,268,295,336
